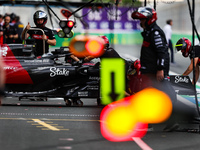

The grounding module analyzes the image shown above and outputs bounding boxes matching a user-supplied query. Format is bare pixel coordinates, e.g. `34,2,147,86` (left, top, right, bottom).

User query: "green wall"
53,31,197,48
53,31,143,47
172,33,196,47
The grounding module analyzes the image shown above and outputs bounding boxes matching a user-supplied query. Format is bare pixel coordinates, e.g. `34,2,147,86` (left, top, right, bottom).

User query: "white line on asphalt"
132,137,153,150
57,146,72,149
59,138,74,141
0,113,100,117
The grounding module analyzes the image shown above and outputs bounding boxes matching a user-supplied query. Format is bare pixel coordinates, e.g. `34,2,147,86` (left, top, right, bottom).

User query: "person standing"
163,19,174,63
131,7,170,85
3,15,18,44
14,16,24,44
131,7,179,131
0,15,4,26
21,10,56,57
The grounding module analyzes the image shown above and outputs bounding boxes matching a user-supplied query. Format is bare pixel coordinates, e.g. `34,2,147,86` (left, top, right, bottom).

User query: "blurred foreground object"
69,35,105,58
0,54,5,104
100,88,172,142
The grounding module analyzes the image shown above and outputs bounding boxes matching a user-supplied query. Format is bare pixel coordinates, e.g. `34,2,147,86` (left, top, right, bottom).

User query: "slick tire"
72,99,83,107
64,99,72,107
97,98,105,106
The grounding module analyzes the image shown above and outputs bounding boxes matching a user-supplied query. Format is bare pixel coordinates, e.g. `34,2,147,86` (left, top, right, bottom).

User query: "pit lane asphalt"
1,97,200,150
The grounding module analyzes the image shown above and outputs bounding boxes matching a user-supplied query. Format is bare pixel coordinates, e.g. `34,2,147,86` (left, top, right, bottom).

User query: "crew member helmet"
131,7,157,26
33,10,48,27
99,35,109,48
175,38,192,57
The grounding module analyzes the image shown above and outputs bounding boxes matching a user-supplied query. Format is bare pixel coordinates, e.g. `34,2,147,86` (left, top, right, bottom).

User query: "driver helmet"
99,35,109,49
131,7,157,26
175,38,192,57
33,10,47,28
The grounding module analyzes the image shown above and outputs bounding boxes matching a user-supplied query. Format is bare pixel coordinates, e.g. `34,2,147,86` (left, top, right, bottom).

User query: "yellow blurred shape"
105,105,137,137
131,88,173,123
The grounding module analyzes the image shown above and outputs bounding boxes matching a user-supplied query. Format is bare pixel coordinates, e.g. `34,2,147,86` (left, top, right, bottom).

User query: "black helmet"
131,7,157,26
33,10,47,27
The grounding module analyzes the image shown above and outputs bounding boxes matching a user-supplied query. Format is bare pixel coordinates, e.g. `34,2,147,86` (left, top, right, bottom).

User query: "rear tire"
72,99,83,106
64,99,72,106
97,98,105,106
19,96,22,101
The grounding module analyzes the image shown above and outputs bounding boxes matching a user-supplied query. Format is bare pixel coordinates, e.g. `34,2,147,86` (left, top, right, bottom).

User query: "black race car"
2,42,100,106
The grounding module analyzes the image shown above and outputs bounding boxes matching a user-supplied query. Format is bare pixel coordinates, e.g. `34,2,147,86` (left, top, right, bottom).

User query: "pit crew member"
3,15,18,44
175,37,200,84
132,7,178,131
21,10,56,57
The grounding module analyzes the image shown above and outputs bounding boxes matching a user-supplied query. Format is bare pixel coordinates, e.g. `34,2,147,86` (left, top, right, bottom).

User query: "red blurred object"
99,35,109,48
61,9,72,19
100,96,148,142
133,59,141,78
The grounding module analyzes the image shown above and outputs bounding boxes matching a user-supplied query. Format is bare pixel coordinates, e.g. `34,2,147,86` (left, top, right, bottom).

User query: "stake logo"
50,67,69,77
4,66,18,72
175,75,189,83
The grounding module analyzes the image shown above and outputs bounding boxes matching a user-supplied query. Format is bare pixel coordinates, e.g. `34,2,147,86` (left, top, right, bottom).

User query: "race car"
1,41,101,106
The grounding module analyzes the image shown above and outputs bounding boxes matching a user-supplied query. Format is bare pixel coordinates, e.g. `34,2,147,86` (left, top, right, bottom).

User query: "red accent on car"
83,63,95,66
0,44,34,84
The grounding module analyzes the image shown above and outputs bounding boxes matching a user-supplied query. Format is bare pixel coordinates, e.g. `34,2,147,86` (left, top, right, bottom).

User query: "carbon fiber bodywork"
2,44,100,100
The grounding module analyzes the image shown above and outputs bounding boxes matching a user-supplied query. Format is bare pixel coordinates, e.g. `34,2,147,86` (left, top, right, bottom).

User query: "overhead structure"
143,0,184,10
0,0,110,7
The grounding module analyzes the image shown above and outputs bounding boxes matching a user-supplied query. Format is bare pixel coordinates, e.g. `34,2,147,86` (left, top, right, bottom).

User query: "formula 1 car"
1,42,101,106
0,23,137,107
2,39,197,107
127,60,197,96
